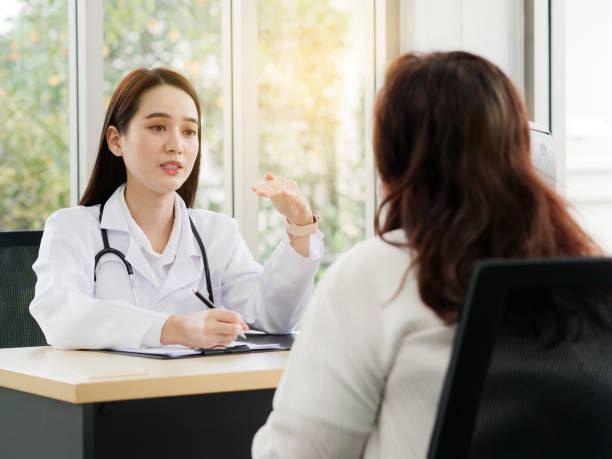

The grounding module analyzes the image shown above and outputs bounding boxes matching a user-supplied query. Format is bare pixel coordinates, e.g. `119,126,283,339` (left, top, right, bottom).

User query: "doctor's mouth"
160,160,183,176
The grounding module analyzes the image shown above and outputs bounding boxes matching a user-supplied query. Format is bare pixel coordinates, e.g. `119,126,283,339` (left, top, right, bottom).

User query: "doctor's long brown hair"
374,52,600,325
80,67,201,207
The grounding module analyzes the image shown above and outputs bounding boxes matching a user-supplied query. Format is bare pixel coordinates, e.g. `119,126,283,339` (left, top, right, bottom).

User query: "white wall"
400,0,525,90
564,0,612,252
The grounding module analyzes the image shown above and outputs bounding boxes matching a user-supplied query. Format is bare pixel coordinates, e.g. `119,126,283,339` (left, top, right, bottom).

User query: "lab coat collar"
156,197,203,301
99,185,130,233
97,185,203,297
99,186,158,288
119,187,182,266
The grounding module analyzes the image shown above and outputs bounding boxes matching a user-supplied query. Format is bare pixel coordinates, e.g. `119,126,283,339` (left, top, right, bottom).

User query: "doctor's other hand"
251,173,313,226
160,309,248,349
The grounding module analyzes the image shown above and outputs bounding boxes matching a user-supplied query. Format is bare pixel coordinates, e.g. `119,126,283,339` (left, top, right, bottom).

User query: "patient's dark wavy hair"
80,67,201,207
374,51,600,324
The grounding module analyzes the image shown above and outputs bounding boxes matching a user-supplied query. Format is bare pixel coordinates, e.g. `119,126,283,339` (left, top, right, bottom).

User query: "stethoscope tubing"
93,200,213,307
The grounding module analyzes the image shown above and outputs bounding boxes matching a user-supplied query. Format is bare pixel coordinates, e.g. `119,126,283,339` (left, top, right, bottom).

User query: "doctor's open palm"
251,173,314,226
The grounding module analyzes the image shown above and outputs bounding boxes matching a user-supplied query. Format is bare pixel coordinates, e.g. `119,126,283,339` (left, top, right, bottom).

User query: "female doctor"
29,67,323,350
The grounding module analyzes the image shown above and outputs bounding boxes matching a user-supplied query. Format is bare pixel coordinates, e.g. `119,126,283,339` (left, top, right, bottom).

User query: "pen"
191,288,246,339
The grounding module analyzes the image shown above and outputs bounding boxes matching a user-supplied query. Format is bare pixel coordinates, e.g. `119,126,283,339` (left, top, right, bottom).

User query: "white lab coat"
30,185,323,349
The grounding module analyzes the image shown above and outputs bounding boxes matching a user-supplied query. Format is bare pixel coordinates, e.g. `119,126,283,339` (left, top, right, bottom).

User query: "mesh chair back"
428,258,612,459
0,231,47,348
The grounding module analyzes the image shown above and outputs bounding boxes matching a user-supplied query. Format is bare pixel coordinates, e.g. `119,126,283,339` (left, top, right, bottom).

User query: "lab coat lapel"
125,240,159,289
156,205,202,301
100,188,159,290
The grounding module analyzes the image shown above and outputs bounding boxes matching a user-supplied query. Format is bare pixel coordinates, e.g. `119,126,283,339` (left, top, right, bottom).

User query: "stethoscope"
93,200,214,307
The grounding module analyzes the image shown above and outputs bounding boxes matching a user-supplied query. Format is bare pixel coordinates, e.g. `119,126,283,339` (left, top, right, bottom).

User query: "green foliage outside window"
258,0,366,269
0,0,69,230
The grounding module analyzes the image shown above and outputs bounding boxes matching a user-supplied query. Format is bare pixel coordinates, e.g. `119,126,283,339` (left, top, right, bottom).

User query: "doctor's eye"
183,128,197,137
149,125,166,132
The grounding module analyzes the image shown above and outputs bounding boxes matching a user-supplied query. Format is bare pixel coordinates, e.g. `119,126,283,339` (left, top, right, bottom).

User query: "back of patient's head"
373,51,599,324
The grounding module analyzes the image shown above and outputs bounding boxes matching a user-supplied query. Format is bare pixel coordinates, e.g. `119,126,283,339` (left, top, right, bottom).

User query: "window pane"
103,0,225,212
0,0,69,230
257,0,368,271
565,0,612,251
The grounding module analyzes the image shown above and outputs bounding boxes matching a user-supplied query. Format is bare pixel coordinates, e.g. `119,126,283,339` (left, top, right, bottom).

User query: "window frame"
549,0,567,194
69,0,104,207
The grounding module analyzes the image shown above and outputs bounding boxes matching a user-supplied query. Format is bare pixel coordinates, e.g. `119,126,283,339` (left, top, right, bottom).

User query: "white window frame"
528,0,565,195
68,0,104,206
550,0,567,195
229,0,260,256
370,0,400,234
524,0,551,131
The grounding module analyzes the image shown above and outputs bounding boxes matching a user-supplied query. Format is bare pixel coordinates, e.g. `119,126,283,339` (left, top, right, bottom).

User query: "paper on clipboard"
100,332,295,358
108,341,284,358
108,345,201,358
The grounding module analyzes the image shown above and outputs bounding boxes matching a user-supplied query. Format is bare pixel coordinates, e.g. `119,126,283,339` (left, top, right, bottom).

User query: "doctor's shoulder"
41,205,104,252
44,204,100,231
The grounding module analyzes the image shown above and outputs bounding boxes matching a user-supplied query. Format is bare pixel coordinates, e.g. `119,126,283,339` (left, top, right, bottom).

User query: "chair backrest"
427,257,612,459
0,231,47,348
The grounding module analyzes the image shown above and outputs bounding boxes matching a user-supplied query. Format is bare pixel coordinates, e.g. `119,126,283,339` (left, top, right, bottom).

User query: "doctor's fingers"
204,321,244,337
206,309,247,328
214,332,239,347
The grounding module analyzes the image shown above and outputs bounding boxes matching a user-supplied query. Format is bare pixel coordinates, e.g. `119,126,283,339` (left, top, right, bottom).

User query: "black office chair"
428,257,612,459
0,231,47,348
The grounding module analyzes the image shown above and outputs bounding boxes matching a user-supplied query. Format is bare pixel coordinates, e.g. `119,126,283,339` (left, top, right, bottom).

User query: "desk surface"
0,346,289,404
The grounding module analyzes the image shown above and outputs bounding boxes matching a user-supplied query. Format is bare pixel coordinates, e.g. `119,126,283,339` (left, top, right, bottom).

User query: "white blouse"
252,229,455,459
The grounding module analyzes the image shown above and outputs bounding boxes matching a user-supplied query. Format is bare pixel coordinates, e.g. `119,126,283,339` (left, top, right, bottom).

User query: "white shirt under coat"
252,230,454,459
30,184,323,349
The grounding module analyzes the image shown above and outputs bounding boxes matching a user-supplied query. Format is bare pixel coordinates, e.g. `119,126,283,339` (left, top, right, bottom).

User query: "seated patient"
252,51,599,458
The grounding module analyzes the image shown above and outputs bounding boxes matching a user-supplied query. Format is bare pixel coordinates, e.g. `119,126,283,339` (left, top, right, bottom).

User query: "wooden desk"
0,346,289,459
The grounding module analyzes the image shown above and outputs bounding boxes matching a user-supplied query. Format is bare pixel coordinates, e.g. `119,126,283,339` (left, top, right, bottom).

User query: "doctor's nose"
164,130,183,154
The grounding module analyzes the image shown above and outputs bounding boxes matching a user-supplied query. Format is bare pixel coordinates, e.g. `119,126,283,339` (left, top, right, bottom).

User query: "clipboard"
96,332,296,359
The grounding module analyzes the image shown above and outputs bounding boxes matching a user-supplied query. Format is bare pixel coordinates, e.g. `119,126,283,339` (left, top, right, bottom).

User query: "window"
0,0,69,230
3,0,388,267
257,0,370,269
104,0,225,212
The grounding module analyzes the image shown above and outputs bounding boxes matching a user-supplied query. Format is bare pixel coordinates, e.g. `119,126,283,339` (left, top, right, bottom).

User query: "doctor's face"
110,84,199,198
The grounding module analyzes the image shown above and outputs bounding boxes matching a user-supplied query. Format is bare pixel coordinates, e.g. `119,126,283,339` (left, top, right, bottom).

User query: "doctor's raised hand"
252,173,319,257
29,67,323,352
